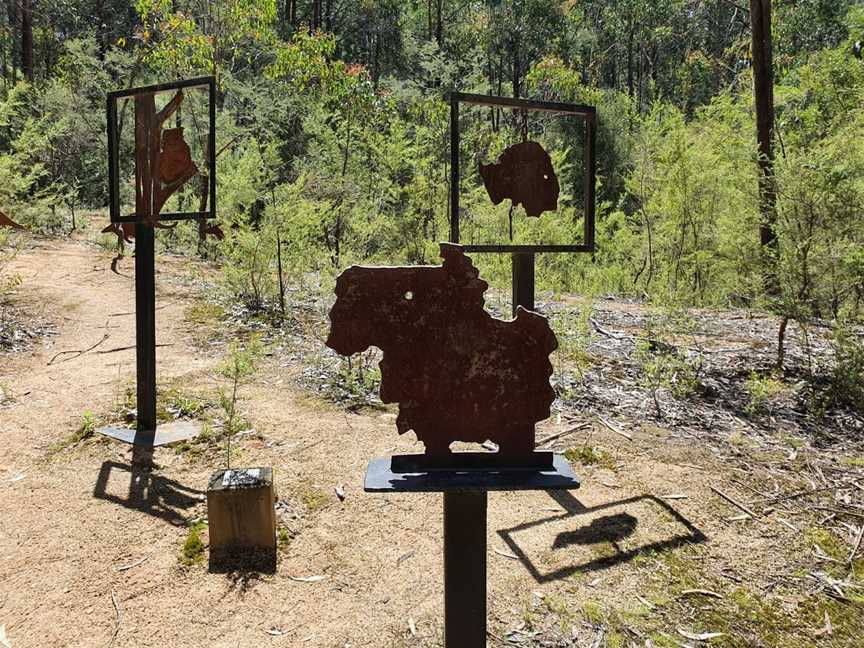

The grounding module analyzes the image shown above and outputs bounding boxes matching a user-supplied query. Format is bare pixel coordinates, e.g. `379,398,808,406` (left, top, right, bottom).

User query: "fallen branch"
106,590,121,648
849,525,864,565
97,343,174,355
47,334,109,365
537,423,589,447
598,416,632,441
775,517,798,532
711,485,758,518
756,485,837,505
493,548,518,560
814,507,864,519
117,555,150,572
680,589,723,599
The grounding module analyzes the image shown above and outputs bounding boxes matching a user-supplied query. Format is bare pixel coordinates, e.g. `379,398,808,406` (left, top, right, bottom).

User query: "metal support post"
444,491,487,647
135,222,157,437
511,252,535,314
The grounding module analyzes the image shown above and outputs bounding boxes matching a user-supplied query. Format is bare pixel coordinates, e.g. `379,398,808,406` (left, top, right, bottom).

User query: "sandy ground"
0,238,862,647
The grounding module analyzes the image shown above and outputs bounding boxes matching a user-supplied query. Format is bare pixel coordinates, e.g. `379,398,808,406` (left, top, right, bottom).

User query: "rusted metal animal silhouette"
326,244,558,458
105,97,222,271
0,209,24,229
134,91,198,228
480,141,560,217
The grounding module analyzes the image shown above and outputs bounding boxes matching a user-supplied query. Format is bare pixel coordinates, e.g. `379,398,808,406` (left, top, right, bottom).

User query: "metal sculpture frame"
361,93,597,648
107,76,217,225
447,91,596,254
100,77,216,449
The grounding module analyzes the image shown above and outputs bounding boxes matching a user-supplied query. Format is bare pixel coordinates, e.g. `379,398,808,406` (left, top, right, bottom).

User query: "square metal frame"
447,91,596,254
107,76,217,224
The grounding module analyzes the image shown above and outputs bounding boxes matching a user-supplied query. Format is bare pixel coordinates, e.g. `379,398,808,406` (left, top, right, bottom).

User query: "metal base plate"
365,453,580,493
97,420,202,447
391,451,554,473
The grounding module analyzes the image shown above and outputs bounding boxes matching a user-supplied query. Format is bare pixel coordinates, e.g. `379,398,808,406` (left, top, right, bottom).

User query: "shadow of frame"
497,490,706,582
92,454,203,527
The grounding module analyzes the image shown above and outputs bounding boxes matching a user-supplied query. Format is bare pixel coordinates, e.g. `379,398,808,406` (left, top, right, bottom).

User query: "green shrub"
826,322,864,415
180,522,207,566
744,372,786,416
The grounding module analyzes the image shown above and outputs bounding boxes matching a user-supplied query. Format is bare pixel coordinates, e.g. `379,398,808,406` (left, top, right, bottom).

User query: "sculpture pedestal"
207,467,277,573
365,455,580,648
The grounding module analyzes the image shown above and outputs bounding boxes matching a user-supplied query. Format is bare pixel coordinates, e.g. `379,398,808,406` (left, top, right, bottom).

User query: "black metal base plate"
96,421,201,447
391,451,554,473
365,453,580,493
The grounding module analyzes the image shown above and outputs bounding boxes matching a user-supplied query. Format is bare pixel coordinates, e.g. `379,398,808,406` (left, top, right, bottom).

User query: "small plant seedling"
744,372,785,416
581,600,604,625
184,301,225,325
564,445,616,470
49,410,100,454
76,410,98,439
218,335,263,469
552,304,595,380
180,521,207,566
297,482,330,513
277,527,292,551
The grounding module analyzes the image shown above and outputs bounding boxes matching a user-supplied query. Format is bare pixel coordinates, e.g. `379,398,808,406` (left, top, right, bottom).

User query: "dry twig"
47,334,109,365
598,416,632,441
711,485,758,518
106,590,121,648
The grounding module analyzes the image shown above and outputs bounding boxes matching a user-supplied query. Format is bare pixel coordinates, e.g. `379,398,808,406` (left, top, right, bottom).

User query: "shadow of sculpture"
93,450,202,527
552,512,638,552
497,490,706,582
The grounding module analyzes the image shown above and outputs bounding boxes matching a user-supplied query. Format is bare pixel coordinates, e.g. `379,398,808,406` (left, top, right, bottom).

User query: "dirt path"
1,239,861,647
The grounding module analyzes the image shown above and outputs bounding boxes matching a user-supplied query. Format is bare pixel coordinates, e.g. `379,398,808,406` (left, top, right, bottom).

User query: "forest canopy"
1,0,863,343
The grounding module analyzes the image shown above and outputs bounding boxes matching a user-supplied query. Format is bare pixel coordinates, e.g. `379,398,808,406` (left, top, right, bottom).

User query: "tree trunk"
95,0,106,58
750,0,778,286
511,30,520,98
435,0,443,46
20,0,32,81
7,0,18,85
312,0,321,31
371,33,380,87
627,29,635,98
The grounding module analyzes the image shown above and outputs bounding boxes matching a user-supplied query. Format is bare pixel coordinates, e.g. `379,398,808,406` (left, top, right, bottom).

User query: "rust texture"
326,244,558,457
134,91,199,228
159,127,196,184
479,141,560,217
0,209,24,229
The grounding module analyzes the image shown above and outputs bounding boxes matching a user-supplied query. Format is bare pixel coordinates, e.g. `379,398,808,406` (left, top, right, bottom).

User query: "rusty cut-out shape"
0,209,24,229
159,127,196,184
101,222,136,273
102,222,135,243
326,244,558,458
134,91,199,227
479,141,560,217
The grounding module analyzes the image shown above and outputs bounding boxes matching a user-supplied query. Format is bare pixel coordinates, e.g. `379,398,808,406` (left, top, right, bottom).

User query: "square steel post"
434,91,593,647
134,222,157,436
450,96,460,244
444,491,488,647
511,252,535,315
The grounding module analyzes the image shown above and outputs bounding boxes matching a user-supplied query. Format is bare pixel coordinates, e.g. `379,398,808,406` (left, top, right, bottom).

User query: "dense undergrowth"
1,3,862,413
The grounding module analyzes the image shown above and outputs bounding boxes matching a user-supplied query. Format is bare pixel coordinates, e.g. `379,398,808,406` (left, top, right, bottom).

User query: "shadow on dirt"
92,450,203,527
497,490,705,582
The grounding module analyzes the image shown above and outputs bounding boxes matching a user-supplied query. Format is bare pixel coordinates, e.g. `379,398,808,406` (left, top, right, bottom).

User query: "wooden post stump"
207,467,277,572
